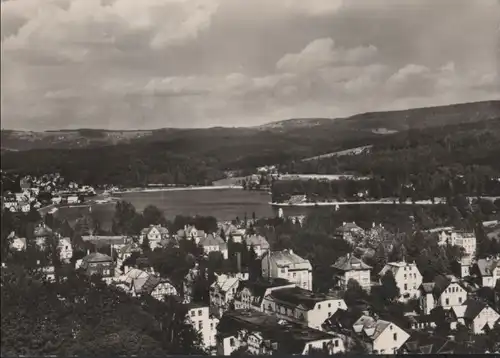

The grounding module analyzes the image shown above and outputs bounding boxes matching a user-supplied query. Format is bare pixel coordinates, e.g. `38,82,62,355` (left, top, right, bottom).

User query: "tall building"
261,249,313,291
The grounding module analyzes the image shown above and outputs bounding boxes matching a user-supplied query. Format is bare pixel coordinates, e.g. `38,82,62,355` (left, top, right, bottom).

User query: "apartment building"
262,249,313,291
379,260,423,301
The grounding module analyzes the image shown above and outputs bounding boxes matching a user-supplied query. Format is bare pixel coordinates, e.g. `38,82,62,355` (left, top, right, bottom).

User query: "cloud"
1,0,499,130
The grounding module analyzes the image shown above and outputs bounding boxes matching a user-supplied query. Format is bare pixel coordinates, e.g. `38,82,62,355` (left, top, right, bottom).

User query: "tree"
344,279,369,306
142,205,167,227
141,235,151,253
380,271,400,303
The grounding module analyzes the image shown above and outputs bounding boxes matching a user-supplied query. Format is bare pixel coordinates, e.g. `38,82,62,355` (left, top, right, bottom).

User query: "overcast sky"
1,0,499,130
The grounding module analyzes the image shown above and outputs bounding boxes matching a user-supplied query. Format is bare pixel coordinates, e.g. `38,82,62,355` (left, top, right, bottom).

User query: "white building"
217,310,346,356
186,303,219,350
210,274,241,317
57,237,73,262
8,232,27,251
437,229,476,257
450,299,500,334
115,268,178,301
352,315,410,354
419,275,467,315
262,286,347,330
331,254,372,291
262,249,313,291
244,234,270,258
379,261,422,301
139,225,169,250
473,257,500,288
199,234,228,259
234,278,296,311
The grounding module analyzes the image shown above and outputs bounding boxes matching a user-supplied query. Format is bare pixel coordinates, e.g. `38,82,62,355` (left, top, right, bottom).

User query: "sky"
1,0,499,131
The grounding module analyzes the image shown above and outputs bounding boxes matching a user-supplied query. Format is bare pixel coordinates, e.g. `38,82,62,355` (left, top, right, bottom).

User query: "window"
334,340,339,347
210,323,214,330
393,333,397,341
404,284,408,290
459,297,463,304
191,311,195,317
318,304,321,309
445,298,450,305
230,338,235,347
338,301,342,306
328,303,331,308
198,309,202,316
293,272,296,278
199,321,203,330
328,312,331,317
404,274,407,279
281,269,286,274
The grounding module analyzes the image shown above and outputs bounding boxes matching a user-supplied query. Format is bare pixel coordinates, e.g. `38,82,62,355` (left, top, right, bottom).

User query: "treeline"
274,120,500,202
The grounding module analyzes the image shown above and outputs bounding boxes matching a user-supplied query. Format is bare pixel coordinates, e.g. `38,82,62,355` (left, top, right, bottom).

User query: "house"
379,260,422,301
400,331,463,354
262,286,347,330
57,237,73,262
335,222,365,244
234,278,296,311
51,196,62,204
19,202,31,212
81,235,131,252
449,299,500,334
176,225,206,243
244,234,270,257
80,252,115,281
186,302,219,349
261,249,313,291
139,225,169,250
117,268,178,300
351,314,410,354
8,232,27,251
437,229,476,257
216,310,346,356
454,256,472,278
67,195,79,204
472,257,500,288
419,275,467,314
210,273,241,317
331,254,372,291
405,313,437,331
199,233,228,259
221,223,245,243
34,224,54,249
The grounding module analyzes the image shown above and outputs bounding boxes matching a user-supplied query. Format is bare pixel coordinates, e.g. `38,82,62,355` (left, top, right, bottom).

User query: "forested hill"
1,101,499,188
2,100,499,152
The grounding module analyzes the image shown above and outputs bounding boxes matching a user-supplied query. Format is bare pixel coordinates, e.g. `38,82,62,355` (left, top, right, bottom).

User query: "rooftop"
332,254,372,271
82,252,113,263
476,257,500,277
269,249,310,268
268,286,343,310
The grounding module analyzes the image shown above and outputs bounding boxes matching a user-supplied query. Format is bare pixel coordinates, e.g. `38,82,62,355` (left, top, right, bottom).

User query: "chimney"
372,222,375,228
236,252,242,273
289,249,293,255
36,260,40,266
343,222,346,226
347,253,351,259
87,249,90,255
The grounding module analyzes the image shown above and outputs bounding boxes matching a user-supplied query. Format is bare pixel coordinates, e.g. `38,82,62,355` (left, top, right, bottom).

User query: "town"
2,171,500,355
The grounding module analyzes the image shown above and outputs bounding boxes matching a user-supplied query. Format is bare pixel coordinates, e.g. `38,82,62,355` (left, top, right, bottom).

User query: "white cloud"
1,0,499,130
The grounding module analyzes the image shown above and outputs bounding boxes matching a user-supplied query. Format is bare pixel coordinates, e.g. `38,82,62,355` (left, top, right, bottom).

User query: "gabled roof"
326,308,363,330
336,222,363,233
9,236,27,249
245,234,270,249
212,274,240,292
140,225,169,236
332,254,372,271
135,275,175,295
268,250,311,268
199,233,226,248
82,252,113,263
353,316,393,342
34,225,53,237
268,287,343,310
404,331,461,354
57,237,72,248
236,278,293,306
476,258,500,277
421,274,461,298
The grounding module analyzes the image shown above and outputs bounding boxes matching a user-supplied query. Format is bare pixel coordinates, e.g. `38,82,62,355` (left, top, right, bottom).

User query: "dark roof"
325,308,363,331
331,254,372,271
83,252,113,263
236,278,293,305
404,331,461,354
217,310,338,354
137,275,174,295
463,299,487,320
268,287,343,310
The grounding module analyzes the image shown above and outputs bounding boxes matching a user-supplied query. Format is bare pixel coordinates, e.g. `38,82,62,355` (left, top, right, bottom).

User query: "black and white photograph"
1,0,500,355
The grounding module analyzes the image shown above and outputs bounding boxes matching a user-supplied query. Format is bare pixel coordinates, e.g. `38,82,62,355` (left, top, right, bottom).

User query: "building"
199,233,228,259
216,310,346,356
8,232,26,251
262,249,313,291
400,331,463,354
81,235,131,252
331,254,372,291
419,275,467,315
437,229,476,257
80,252,115,280
176,225,206,243
335,222,365,244
116,268,178,300
186,302,219,349
454,256,472,279
472,257,500,288
262,286,347,330
210,273,241,317
57,237,73,262
244,234,270,258
34,224,54,249
139,225,169,250
234,278,296,311
379,260,422,301
351,315,410,354
450,299,500,334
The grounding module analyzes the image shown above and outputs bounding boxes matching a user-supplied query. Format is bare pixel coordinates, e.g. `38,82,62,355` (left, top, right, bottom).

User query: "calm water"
116,188,274,221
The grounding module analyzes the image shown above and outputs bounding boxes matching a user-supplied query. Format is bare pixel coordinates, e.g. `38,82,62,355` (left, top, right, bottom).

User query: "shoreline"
113,185,244,194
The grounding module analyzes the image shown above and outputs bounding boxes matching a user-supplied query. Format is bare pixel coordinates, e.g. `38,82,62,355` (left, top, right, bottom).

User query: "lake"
115,188,274,221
